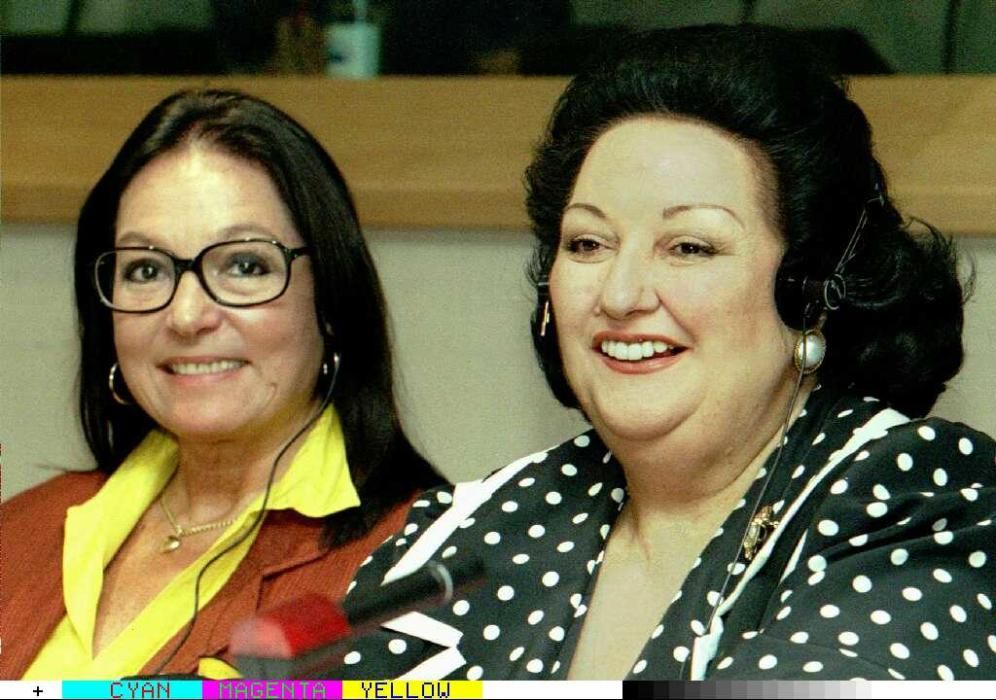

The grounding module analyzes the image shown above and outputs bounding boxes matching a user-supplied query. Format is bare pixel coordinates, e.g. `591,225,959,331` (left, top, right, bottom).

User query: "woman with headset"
339,25,994,680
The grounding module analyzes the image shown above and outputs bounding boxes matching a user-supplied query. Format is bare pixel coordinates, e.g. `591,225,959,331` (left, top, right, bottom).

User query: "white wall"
365,229,590,482
1,225,93,494
1,224,993,500
932,236,996,432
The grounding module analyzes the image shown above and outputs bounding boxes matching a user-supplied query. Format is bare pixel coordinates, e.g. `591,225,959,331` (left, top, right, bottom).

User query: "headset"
774,177,885,374
775,177,887,333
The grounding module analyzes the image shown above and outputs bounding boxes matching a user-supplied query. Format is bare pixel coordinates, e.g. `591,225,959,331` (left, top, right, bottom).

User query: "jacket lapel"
144,497,415,676
142,511,327,675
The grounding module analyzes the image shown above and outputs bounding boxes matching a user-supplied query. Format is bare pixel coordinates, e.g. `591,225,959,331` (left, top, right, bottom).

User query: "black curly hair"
525,24,967,418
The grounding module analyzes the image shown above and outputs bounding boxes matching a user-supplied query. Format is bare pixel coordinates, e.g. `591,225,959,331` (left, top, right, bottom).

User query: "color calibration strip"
2,680,995,699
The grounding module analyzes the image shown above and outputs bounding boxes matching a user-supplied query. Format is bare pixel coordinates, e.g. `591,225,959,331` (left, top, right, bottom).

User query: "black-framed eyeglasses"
93,239,310,313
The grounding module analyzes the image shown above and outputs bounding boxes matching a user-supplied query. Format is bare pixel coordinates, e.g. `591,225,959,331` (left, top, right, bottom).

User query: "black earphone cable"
149,354,341,675
679,193,879,678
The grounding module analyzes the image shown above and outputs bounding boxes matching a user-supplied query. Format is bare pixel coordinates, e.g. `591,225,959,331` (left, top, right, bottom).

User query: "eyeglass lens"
96,241,291,311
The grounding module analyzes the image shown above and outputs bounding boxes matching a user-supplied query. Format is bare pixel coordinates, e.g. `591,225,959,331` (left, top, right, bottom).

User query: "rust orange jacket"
0,470,411,679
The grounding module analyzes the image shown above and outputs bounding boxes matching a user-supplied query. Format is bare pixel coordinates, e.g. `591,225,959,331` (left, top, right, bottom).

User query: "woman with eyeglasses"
1,89,443,679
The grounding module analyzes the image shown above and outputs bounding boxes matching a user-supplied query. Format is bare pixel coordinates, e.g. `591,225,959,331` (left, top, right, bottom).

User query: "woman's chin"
155,410,261,445
586,405,687,447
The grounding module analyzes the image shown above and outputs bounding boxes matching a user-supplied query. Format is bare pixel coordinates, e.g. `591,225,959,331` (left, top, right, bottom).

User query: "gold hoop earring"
107,362,131,406
108,363,132,405
793,328,827,375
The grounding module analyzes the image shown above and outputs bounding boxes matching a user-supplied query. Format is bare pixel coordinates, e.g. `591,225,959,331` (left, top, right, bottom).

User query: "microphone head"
231,556,485,678
230,593,350,659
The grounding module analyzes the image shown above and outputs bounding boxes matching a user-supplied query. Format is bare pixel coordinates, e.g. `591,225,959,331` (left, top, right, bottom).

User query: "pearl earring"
793,328,827,375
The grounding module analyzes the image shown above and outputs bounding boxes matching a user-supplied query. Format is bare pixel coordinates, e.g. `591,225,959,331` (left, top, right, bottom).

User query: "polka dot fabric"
339,389,995,680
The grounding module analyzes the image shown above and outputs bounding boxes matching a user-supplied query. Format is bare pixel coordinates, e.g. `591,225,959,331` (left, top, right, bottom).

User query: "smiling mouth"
599,339,685,362
167,360,247,375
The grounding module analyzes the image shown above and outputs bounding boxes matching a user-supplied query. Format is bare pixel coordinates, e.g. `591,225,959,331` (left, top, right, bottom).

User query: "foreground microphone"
230,556,484,679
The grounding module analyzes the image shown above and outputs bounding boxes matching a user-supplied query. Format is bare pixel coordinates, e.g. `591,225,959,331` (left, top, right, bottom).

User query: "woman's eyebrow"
115,230,154,247
115,223,282,248
563,202,607,219
661,203,744,229
563,202,745,231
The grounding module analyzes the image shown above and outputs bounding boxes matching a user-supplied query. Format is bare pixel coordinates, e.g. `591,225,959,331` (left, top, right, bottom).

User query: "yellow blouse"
24,407,359,680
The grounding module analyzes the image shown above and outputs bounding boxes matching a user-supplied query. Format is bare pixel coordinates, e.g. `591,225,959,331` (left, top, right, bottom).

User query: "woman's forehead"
116,146,303,251
569,116,777,229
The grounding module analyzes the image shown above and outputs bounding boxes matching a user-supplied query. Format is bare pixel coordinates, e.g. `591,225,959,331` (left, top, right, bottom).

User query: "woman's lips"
599,338,683,361
592,333,687,373
162,359,247,376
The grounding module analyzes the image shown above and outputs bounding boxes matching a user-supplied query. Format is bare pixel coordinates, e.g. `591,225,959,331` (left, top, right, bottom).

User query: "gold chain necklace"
158,490,237,554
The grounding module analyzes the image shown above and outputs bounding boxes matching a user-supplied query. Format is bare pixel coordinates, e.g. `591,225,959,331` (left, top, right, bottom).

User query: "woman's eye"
225,255,269,276
123,259,165,283
565,237,604,255
672,241,715,257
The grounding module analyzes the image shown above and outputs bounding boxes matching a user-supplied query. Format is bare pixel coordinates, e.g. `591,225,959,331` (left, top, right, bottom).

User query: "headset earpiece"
776,172,885,330
775,271,817,330
775,272,848,330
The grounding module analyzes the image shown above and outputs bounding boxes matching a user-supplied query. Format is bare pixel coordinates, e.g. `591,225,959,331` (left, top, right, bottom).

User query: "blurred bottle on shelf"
324,0,380,78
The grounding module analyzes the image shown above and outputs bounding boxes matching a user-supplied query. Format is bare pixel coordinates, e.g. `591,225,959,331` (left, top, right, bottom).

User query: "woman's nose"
597,248,659,319
165,271,222,335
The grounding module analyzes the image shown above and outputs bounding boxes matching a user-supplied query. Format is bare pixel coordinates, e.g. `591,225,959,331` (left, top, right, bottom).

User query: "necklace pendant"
161,534,182,553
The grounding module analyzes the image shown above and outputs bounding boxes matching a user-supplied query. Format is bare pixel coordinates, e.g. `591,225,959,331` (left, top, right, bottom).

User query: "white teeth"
599,339,678,362
170,360,245,375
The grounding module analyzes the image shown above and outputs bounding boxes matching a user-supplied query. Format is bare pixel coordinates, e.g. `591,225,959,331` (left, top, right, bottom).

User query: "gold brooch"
743,505,778,562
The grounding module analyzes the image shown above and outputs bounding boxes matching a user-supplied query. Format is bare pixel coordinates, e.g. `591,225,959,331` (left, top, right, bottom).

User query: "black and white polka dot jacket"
339,387,995,680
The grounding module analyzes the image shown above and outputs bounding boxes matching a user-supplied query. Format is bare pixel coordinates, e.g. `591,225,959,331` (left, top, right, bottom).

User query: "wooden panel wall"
2,76,994,234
